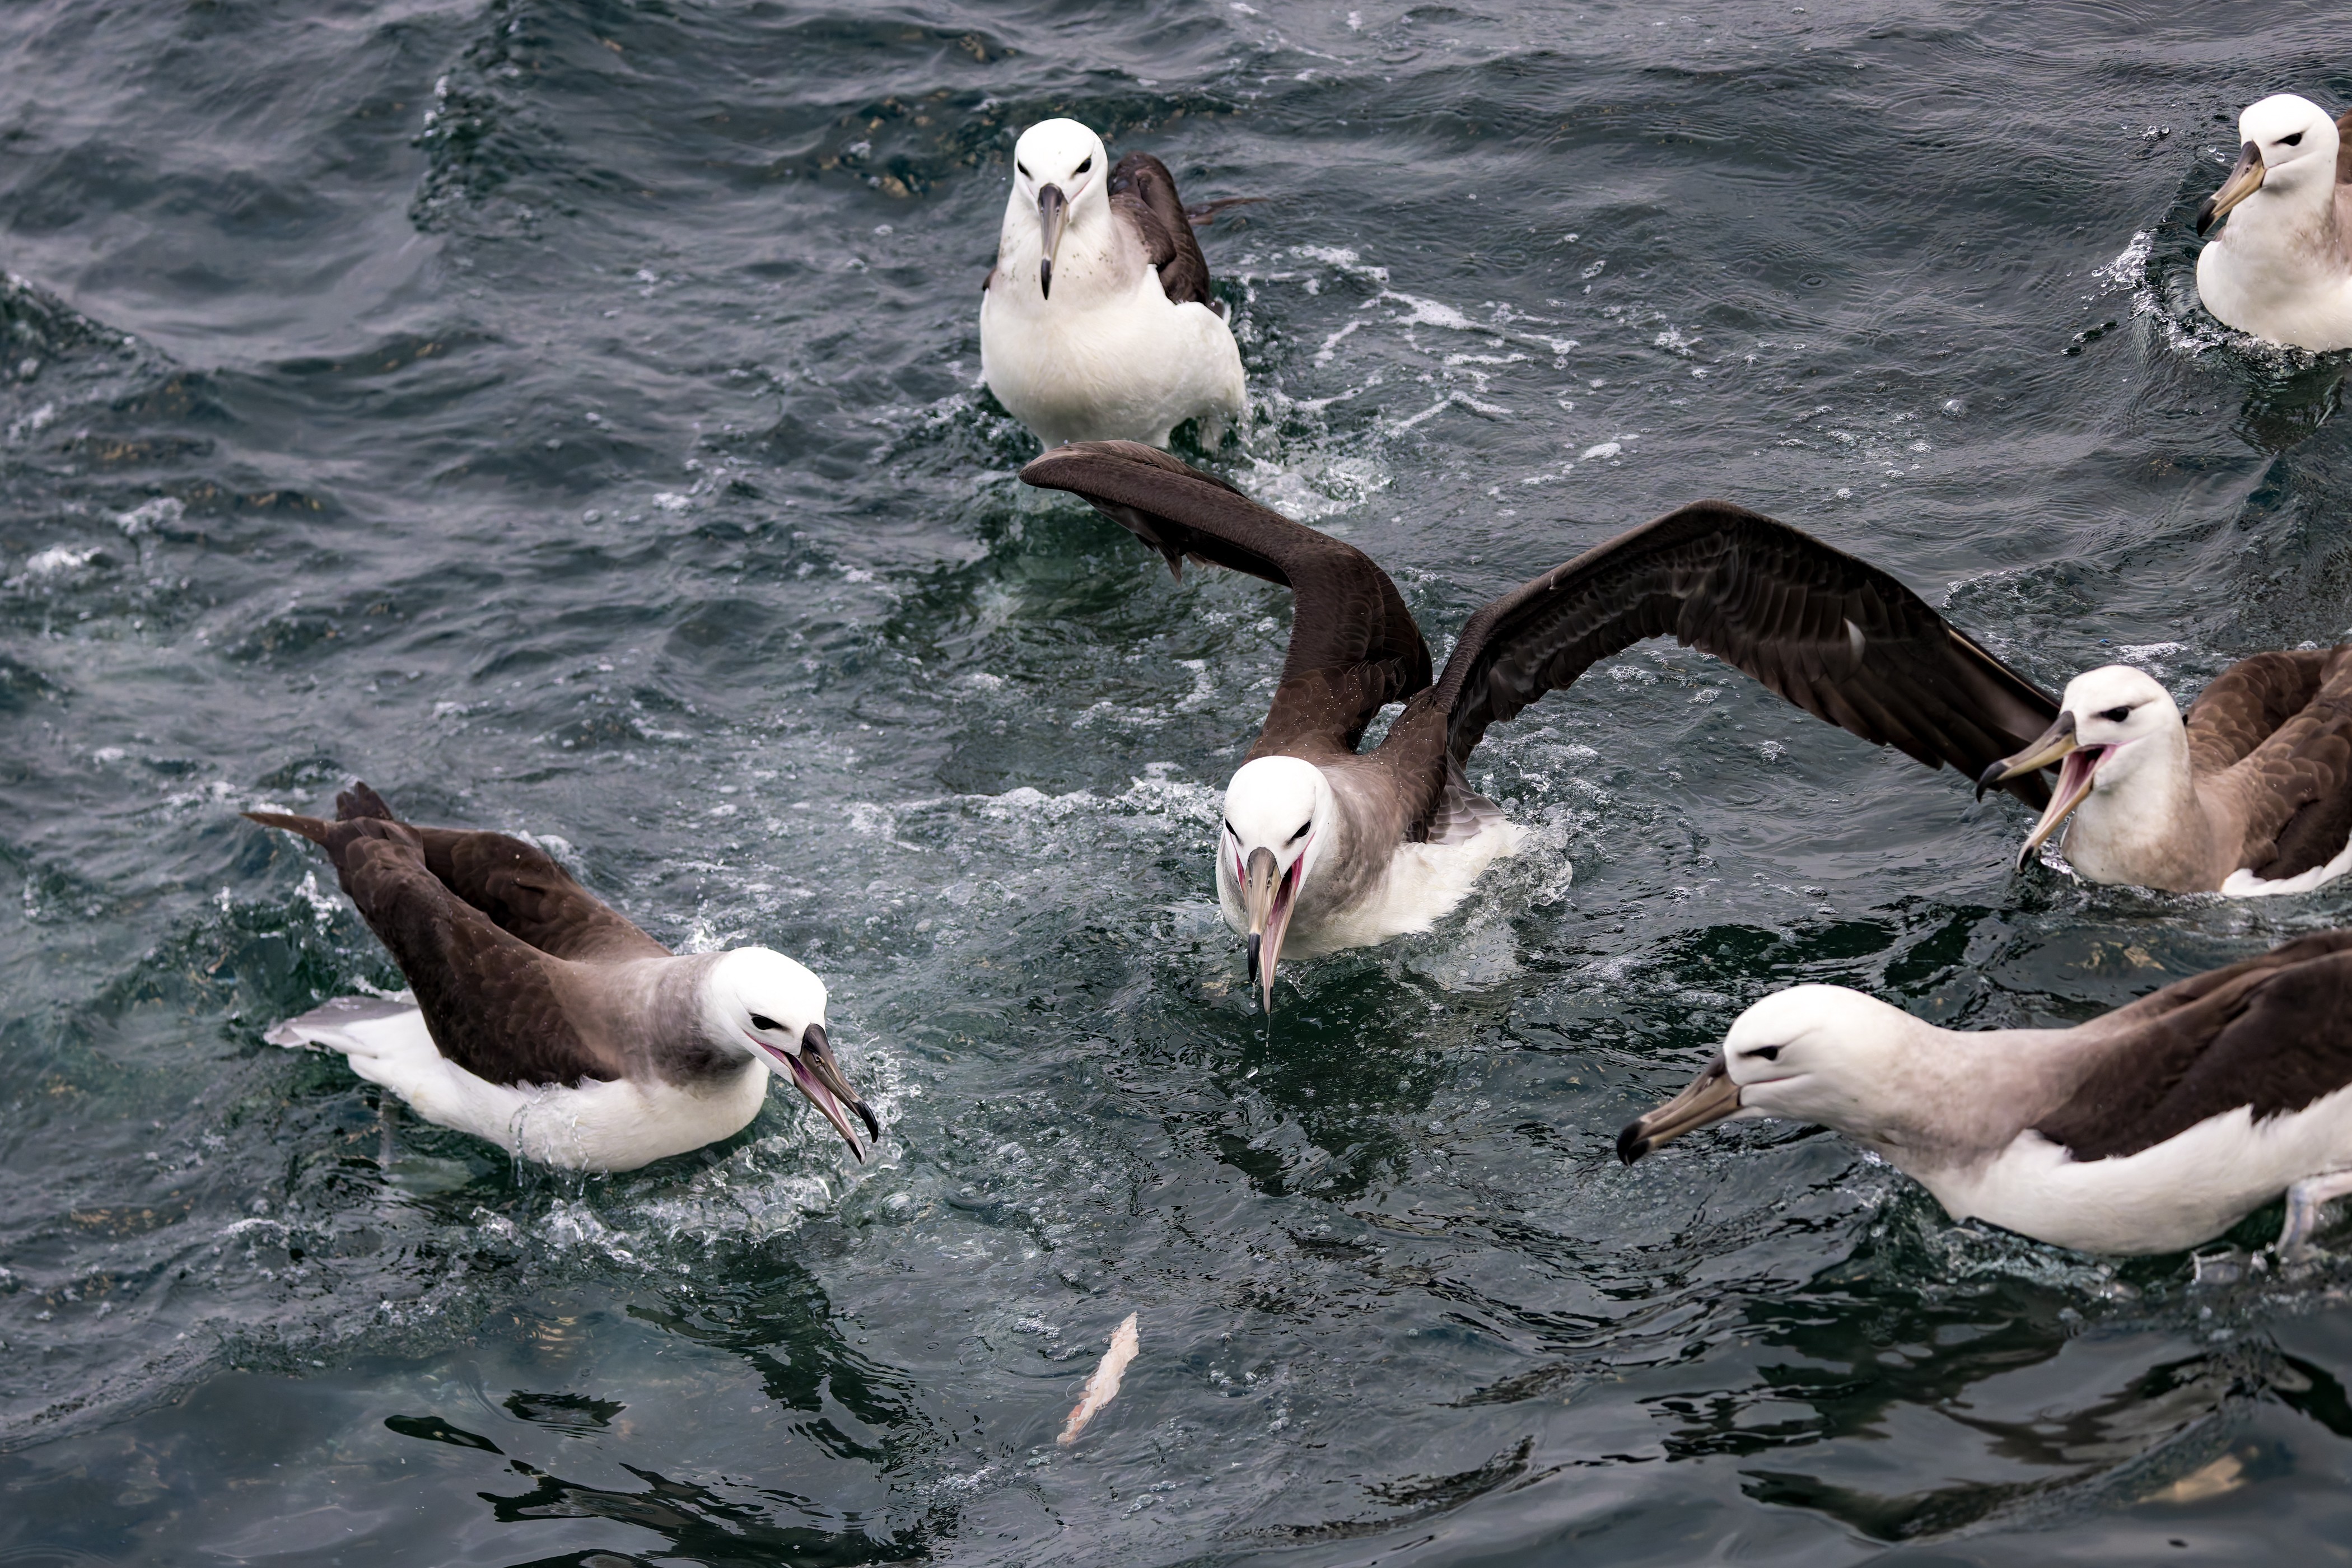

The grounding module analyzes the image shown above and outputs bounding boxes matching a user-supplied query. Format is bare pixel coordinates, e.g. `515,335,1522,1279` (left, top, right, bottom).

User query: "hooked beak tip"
1616,1124,1651,1165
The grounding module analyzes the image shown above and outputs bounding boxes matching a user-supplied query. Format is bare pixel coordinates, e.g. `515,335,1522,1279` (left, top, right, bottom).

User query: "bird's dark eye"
1075,156,1092,174
1749,1045,1781,1062
1289,820,1312,843
2281,132,2303,147
1016,161,1030,178
1224,819,1239,840
749,1013,780,1032
2099,706,2132,724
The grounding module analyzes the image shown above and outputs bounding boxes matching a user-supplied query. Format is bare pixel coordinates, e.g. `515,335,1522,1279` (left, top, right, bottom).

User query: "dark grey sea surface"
6,0,2352,1561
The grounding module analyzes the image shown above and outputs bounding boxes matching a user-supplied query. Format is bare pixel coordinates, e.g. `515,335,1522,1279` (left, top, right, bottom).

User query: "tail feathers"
243,809,332,846
264,995,422,1056
337,782,400,823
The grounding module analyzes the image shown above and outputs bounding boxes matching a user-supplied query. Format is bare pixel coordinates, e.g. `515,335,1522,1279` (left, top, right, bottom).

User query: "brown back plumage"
2037,930,2352,1160
1108,151,1215,309
244,784,668,1086
2185,646,2352,881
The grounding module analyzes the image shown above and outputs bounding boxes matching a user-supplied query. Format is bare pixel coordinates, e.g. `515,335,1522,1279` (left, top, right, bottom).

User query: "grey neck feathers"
579,952,744,1086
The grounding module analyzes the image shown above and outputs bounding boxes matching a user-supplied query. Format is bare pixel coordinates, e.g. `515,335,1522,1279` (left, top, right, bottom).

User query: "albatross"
1020,442,2064,1007
979,118,1248,449
1619,930,2352,1257
1978,650,2352,895
2194,93,2352,351
245,784,879,1172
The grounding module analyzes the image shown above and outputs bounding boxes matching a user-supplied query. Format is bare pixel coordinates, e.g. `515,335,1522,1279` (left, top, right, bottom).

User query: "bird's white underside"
267,997,771,1172
2195,94,2352,351
982,266,1245,449
1925,1086,2352,1256
977,124,1245,449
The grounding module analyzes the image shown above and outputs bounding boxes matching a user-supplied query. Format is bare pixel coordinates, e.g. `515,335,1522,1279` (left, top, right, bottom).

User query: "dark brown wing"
1109,151,1214,308
413,825,670,963
245,788,621,1087
2195,646,2352,881
2037,930,2352,1160
1020,442,1432,758
260,782,669,962
1369,500,2060,839
2339,109,2352,184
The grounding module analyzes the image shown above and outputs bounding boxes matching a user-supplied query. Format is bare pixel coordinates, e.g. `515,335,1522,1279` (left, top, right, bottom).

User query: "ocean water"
6,0,2352,1561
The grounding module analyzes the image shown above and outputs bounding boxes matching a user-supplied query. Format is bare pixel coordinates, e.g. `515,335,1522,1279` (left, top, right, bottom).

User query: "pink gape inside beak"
751,1024,879,1160
2017,744,2108,870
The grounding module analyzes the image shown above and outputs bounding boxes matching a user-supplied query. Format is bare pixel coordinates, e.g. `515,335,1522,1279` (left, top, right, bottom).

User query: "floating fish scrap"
1057,1312,1140,1445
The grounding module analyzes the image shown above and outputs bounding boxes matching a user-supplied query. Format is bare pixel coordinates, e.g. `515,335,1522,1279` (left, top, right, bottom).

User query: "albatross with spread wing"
1020,442,2061,1006
245,785,878,1171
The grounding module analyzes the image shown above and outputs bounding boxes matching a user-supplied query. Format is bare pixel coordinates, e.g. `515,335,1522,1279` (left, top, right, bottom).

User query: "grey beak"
1037,183,1068,298
785,1021,880,1156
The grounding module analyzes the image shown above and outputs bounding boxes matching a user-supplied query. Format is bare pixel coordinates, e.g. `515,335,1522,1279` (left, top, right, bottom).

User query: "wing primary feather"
1374,500,2061,837
1020,443,1431,758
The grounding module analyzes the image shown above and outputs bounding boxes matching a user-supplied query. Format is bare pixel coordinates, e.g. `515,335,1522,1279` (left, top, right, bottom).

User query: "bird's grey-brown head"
2197,94,2341,236
1977,664,2180,871
1215,755,1336,1011
1007,118,1110,300
704,948,879,1158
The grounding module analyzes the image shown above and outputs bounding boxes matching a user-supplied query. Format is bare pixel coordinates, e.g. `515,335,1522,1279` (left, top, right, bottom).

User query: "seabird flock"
239,91,2352,1272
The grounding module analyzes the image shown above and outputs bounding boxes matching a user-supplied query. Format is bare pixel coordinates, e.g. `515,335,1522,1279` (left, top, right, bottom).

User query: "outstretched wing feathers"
1021,449,2061,840
1020,442,1432,757
1403,501,2059,828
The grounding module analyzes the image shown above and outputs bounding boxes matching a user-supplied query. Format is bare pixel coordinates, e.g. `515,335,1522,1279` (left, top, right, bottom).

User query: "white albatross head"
704,948,878,1158
1217,755,1337,1010
1978,664,2184,870
1616,984,1928,1162
1006,118,1113,301
2199,94,2342,236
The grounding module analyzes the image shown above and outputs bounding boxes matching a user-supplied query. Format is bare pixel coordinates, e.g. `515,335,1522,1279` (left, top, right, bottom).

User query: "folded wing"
2037,930,2352,1160
2189,646,2352,881
245,785,627,1086
1108,152,1214,308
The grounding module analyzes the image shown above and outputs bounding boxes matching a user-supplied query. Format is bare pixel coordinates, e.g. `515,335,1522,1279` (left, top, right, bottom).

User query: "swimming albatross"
2194,93,2352,351
1620,930,2352,1257
1977,650,2352,895
979,118,1248,448
245,784,878,1172
1020,442,2063,1007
